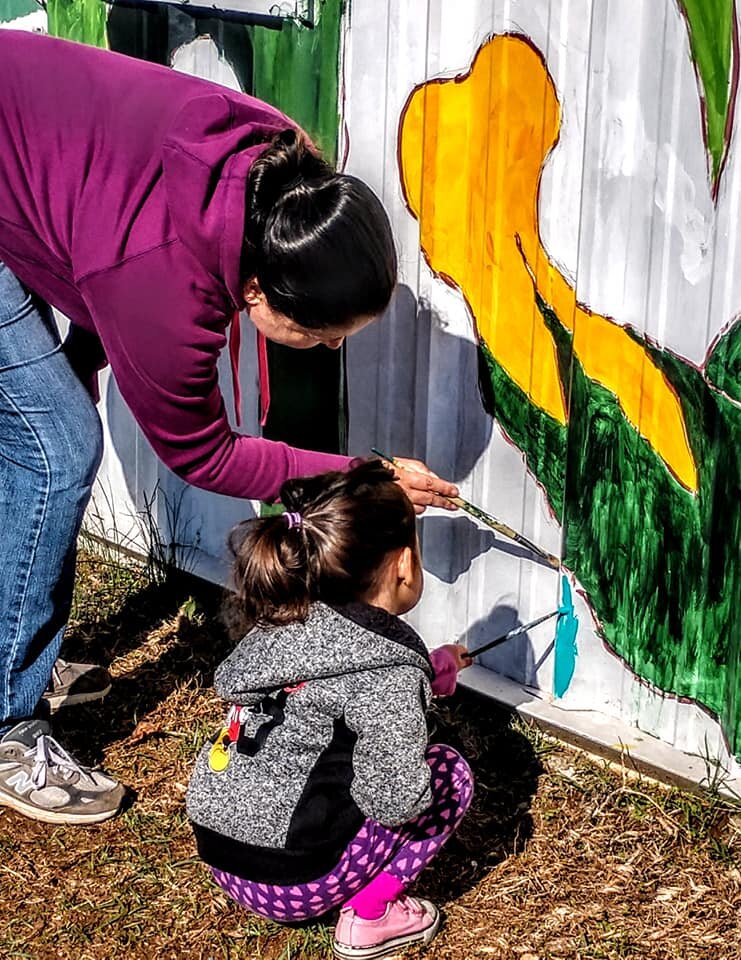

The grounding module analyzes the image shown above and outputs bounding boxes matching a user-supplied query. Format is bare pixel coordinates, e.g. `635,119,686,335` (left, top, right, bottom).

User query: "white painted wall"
342,0,741,782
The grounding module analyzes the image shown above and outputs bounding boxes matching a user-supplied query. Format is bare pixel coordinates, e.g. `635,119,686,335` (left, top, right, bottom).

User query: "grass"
0,549,739,959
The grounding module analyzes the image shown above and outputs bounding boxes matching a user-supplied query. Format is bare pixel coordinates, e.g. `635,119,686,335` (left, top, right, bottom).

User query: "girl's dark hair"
243,128,398,330
227,460,416,633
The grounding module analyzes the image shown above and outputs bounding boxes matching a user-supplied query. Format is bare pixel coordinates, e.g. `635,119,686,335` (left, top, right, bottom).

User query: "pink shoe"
333,896,441,959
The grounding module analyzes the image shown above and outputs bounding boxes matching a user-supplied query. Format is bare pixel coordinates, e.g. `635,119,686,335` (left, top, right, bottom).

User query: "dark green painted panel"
249,0,347,452
248,0,343,163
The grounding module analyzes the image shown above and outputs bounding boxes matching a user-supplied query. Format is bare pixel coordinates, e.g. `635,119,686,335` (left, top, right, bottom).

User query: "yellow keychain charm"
208,727,231,772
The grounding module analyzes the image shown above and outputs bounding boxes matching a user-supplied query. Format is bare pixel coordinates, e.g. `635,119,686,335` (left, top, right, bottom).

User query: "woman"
0,31,458,824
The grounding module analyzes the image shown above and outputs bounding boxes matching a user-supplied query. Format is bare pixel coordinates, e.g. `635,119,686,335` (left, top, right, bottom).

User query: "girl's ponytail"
228,511,313,632
225,461,416,635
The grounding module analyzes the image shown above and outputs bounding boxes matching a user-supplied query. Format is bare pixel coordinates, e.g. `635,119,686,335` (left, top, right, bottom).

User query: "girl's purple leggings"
211,743,473,922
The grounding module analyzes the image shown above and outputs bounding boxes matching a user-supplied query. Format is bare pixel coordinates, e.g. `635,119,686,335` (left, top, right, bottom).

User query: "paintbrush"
371,447,561,569
467,574,577,658
467,608,562,658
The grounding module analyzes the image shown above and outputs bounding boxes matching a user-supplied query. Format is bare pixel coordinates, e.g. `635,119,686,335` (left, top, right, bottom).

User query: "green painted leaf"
477,338,567,522
248,0,343,164
679,0,738,197
48,0,107,48
706,319,741,403
479,295,741,756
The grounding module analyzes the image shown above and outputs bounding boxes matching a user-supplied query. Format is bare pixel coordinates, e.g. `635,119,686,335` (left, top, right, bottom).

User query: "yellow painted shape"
399,35,697,492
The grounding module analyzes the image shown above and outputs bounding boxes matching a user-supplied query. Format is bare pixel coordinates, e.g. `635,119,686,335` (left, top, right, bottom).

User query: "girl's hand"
441,643,473,671
389,457,459,515
429,643,472,698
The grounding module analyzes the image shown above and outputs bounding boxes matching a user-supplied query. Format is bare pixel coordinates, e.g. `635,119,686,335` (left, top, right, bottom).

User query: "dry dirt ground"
0,552,739,960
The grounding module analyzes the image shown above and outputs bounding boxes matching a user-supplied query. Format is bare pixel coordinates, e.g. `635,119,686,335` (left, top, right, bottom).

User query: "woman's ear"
243,277,265,308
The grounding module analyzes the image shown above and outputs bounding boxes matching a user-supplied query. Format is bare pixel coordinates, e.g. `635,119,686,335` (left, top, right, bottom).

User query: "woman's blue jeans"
0,261,102,733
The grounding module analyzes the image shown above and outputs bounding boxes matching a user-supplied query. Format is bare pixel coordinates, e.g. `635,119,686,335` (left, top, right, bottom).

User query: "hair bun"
246,128,331,247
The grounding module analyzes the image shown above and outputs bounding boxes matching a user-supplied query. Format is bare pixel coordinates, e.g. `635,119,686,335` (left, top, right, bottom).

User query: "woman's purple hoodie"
0,31,352,500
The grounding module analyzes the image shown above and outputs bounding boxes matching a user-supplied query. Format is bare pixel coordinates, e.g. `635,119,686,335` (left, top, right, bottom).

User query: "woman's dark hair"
243,128,398,330
226,460,416,633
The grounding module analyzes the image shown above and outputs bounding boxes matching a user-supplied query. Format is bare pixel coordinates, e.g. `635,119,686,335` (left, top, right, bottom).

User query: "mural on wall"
399,33,741,756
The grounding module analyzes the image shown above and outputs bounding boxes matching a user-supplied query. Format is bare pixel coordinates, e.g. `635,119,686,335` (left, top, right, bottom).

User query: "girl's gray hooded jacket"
186,601,435,884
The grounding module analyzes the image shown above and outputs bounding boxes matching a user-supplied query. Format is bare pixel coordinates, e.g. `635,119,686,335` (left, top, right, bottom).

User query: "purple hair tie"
284,511,303,530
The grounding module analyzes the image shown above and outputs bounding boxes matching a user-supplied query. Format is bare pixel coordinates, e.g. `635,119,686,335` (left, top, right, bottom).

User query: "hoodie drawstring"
257,328,271,427
228,311,271,429
229,310,242,428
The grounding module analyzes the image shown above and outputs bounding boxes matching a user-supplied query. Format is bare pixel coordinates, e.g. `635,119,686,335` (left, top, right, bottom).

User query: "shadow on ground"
55,565,230,763
417,689,543,903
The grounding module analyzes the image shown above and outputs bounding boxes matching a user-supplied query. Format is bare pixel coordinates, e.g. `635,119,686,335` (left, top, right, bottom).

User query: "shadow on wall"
461,603,545,689
347,283,493,480
420,513,556,583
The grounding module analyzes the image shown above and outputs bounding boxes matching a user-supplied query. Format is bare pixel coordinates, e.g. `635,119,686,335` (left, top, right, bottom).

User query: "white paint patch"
0,10,46,31
171,36,241,92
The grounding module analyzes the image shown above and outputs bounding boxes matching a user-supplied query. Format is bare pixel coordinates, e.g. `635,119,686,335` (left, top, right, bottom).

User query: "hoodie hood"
215,602,432,703
162,93,290,308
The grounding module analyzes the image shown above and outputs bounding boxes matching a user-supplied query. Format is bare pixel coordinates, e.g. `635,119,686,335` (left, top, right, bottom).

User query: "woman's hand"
388,457,459,515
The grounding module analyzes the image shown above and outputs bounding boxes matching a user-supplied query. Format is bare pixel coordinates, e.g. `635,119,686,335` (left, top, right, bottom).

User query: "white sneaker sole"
0,788,122,824
43,683,112,713
333,909,441,960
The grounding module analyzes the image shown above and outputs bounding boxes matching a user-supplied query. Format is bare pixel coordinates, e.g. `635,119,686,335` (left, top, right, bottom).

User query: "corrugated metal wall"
3,1,739,777
343,0,740,777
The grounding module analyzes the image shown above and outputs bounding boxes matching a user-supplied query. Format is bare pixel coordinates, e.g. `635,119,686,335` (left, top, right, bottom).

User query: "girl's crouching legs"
211,744,473,943
332,744,473,958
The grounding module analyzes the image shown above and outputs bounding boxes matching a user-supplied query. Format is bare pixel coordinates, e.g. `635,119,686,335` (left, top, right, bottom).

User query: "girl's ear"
396,545,416,587
243,277,265,307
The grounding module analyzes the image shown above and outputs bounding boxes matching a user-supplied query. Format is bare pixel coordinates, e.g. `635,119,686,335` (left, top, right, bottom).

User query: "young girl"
187,461,473,958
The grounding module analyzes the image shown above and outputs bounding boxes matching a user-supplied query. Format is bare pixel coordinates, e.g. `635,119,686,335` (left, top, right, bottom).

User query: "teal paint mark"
678,0,739,198
553,576,578,698
0,0,37,22
48,0,107,47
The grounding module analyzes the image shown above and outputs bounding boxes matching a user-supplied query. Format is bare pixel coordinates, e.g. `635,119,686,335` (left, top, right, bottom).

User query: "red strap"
229,310,242,427
257,329,271,427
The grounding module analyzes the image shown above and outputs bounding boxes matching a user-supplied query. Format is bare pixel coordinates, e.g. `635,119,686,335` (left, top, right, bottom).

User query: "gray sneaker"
0,720,125,824
43,658,112,712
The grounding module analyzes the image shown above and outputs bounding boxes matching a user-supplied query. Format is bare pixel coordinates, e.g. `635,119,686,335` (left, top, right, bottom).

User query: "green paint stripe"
679,0,736,188
47,0,107,48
